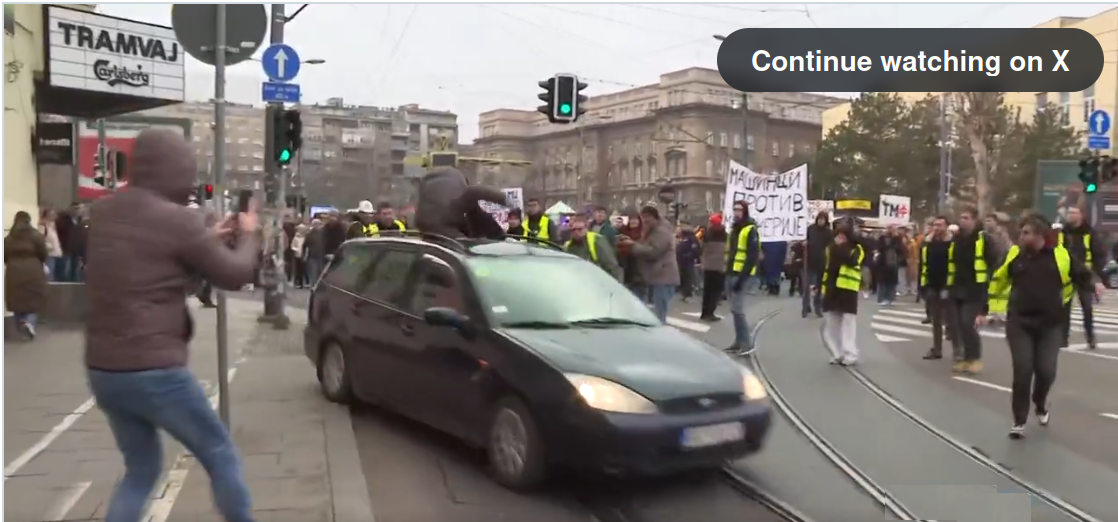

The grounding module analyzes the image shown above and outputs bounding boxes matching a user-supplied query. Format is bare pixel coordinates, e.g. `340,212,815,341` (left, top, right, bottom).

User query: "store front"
36,5,184,119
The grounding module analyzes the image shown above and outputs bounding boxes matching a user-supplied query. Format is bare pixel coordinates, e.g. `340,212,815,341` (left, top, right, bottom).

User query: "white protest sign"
808,199,834,221
878,194,912,225
721,162,809,242
479,187,525,230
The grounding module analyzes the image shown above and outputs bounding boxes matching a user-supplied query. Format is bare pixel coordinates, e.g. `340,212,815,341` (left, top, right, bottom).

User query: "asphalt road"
336,290,1118,521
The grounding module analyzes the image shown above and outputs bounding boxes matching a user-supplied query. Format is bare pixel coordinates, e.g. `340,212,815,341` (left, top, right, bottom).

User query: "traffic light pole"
96,118,108,189
258,3,290,330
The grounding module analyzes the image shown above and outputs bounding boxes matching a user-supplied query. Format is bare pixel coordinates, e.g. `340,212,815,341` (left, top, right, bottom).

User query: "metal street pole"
938,94,950,213
259,3,290,329
96,118,108,188
212,3,232,426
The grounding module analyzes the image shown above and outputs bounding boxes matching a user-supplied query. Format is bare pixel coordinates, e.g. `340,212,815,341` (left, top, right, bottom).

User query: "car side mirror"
424,307,478,339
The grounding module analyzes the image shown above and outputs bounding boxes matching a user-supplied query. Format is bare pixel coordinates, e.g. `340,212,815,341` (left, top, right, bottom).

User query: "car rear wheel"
487,396,548,490
319,342,353,403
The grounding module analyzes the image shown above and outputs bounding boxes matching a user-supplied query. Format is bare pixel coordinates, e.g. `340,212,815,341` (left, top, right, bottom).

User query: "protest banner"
808,199,834,221
721,162,809,242
479,187,525,230
878,194,912,225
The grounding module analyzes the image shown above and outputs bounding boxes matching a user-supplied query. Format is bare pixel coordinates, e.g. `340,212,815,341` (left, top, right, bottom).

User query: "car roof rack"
376,230,565,254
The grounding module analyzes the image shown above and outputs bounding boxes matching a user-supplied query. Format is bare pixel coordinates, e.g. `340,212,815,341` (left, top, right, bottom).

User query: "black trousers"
923,288,950,356
1006,318,1061,425
701,270,725,318
946,299,984,361
1062,290,1095,346
680,264,696,299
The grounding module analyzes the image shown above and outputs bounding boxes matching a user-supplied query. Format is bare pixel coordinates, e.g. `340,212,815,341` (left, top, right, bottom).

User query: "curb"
323,402,376,522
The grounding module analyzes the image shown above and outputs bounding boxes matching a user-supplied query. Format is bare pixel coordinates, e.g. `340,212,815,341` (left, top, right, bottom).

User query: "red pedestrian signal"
204,184,214,200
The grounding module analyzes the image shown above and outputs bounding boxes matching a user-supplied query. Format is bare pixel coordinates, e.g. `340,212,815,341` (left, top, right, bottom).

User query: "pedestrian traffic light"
204,184,214,200
271,108,303,166
1080,157,1101,193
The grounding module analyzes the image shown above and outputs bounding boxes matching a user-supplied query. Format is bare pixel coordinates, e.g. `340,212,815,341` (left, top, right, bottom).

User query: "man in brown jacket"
84,128,261,522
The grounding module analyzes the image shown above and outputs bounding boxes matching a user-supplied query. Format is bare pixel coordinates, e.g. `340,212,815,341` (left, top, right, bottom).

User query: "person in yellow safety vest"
564,215,622,281
918,215,954,361
723,200,760,354
523,197,557,242
1056,206,1106,350
505,208,527,240
945,205,1002,375
978,213,1103,440
346,200,378,239
819,221,865,366
365,201,407,236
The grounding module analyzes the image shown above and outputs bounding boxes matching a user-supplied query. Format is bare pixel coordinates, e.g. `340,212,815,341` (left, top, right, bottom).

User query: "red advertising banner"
75,118,191,200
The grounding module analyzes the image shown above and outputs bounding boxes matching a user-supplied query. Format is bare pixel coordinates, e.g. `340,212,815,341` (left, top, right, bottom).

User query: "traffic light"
271,108,303,166
537,77,556,122
92,144,107,186
575,77,589,119
109,150,127,183
1080,157,1101,193
203,184,214,200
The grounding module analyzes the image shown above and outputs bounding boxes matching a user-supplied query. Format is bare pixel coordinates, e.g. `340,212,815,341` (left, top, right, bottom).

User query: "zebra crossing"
871,302,1118,344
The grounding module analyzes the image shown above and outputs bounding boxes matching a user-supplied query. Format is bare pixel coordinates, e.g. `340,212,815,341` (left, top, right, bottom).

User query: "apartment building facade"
821,8,1118,153
472,67,844,217
142,98,458,209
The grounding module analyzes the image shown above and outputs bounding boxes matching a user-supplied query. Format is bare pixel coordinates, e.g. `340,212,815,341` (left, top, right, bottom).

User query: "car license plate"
680,422,745,449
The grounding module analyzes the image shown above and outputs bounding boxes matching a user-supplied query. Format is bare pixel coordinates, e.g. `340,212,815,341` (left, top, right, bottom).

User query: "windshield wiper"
569,317,658,328
501,321,573,329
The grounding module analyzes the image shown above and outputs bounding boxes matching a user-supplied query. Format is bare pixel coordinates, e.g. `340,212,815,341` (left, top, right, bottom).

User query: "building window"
4,5,15,34
649,162,657,180
770,141,779,157
719,133,728,147
1059,92,1071,123
787,143,795,158
746,135,755,151
733,134,741,149
706,159,714,177
634,164,643,184
1084,84,1096,123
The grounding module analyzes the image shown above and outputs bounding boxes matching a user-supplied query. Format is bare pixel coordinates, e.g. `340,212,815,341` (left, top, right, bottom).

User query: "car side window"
323,244,376,291
407,254,465,315
358,248,417,308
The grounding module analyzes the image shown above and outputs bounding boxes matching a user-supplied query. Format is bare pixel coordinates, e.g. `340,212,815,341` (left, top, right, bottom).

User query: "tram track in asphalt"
744,306,1106,522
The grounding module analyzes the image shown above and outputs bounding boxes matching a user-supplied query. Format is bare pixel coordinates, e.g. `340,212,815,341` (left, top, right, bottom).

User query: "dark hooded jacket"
414,167,506,239
85,129,260,372
805,212,833,273
4,220,48,314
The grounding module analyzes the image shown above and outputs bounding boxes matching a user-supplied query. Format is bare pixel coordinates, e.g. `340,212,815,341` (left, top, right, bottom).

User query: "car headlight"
741,370,768,401
565,374,658,414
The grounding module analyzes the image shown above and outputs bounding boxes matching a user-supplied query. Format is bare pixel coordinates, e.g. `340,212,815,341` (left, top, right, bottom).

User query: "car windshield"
465,255,660,328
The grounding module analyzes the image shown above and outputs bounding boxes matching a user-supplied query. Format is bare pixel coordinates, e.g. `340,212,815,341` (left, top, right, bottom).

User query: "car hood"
500,325,743,401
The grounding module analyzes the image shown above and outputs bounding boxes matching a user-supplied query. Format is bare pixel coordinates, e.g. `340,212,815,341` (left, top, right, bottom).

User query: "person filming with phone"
84,128,262,522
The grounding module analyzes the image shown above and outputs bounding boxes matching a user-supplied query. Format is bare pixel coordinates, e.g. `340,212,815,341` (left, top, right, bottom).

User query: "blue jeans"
305,257,323,287
46,256,64,282
727,275,753,348
649,284,675,324
14,312,37,329
87,367,255,522
802,270,824,316
876,280,897,304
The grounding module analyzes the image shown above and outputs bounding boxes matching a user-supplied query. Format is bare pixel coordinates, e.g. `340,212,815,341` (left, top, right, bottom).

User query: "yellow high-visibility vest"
524,215,551,241
368,220,407,236
723,224,759,275
920,240,956,287
1058,231,1093,265
565,231,600,263
822,244,865,295
948,231,988,283
987,245,1074,315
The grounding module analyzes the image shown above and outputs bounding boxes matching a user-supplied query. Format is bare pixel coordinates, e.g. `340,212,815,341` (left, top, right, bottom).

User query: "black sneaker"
1036,409,1050,426
829,357,843,365
922,350,943,360
700,315,721,323
921,318,932,325
1008,425,1026,439
1088,340,1098,351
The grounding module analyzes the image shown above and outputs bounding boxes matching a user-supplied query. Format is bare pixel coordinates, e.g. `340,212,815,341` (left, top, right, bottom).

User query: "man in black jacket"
947,205,1002,374
803,212,832,318
919,216,953,360
1058,206,1106,349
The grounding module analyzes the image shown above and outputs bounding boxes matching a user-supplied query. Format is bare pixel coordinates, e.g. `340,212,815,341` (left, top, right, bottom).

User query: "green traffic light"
1086,182,1098,193
279,149,291,163
559,103,572,115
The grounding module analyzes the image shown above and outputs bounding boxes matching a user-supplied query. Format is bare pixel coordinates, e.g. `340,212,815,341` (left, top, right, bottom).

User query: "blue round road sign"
1089,109,1110,136
261,44,301,82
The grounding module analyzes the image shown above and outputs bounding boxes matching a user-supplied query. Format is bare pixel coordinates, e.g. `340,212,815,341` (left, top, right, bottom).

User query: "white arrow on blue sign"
1089,109,1110,136
260,43,301,82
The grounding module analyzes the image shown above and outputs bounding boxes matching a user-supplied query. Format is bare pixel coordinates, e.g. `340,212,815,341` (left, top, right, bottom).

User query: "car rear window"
464,256,658,327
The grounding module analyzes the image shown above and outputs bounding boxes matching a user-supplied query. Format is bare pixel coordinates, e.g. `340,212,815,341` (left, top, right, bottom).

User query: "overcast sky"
101,3,1115,141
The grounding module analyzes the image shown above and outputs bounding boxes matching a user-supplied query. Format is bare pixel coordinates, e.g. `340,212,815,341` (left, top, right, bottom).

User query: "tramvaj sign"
721,161,809,242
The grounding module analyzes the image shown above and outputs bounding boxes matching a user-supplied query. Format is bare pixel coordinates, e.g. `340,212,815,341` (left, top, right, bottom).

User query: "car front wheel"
487,396,548,490
319,341,353,403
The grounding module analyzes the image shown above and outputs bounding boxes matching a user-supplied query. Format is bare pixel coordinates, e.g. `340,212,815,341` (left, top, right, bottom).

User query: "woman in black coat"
5,211,48,339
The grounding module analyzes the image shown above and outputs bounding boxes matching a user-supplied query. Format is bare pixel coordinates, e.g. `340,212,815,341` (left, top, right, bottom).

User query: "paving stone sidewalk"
163,313,373,522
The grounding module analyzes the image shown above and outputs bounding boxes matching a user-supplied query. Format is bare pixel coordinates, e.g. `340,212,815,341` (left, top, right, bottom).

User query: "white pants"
824,311,859,362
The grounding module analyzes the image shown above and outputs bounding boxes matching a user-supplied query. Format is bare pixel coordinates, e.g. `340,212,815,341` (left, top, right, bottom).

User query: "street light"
246,57,326,65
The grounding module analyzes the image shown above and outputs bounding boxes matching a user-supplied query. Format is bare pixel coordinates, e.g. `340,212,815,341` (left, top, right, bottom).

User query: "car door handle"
400,324,415,336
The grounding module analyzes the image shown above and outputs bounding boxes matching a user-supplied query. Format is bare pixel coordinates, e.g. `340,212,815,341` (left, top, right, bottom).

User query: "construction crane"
403,136,533,169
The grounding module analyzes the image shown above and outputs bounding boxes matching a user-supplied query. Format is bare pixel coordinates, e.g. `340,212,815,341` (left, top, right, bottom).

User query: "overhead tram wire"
485,5,658,69
373,4,418,93
481,5,579,72
532,4,698,40
700,4,808,14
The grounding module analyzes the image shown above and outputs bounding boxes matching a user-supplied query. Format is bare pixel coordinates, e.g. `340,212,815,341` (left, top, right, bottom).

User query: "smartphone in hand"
237,189,253,213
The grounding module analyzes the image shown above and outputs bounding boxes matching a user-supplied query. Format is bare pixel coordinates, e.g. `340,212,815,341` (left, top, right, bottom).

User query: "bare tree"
950,92,1023,215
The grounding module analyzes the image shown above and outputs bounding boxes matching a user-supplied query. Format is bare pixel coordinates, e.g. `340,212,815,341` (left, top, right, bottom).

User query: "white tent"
545,201,576,216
